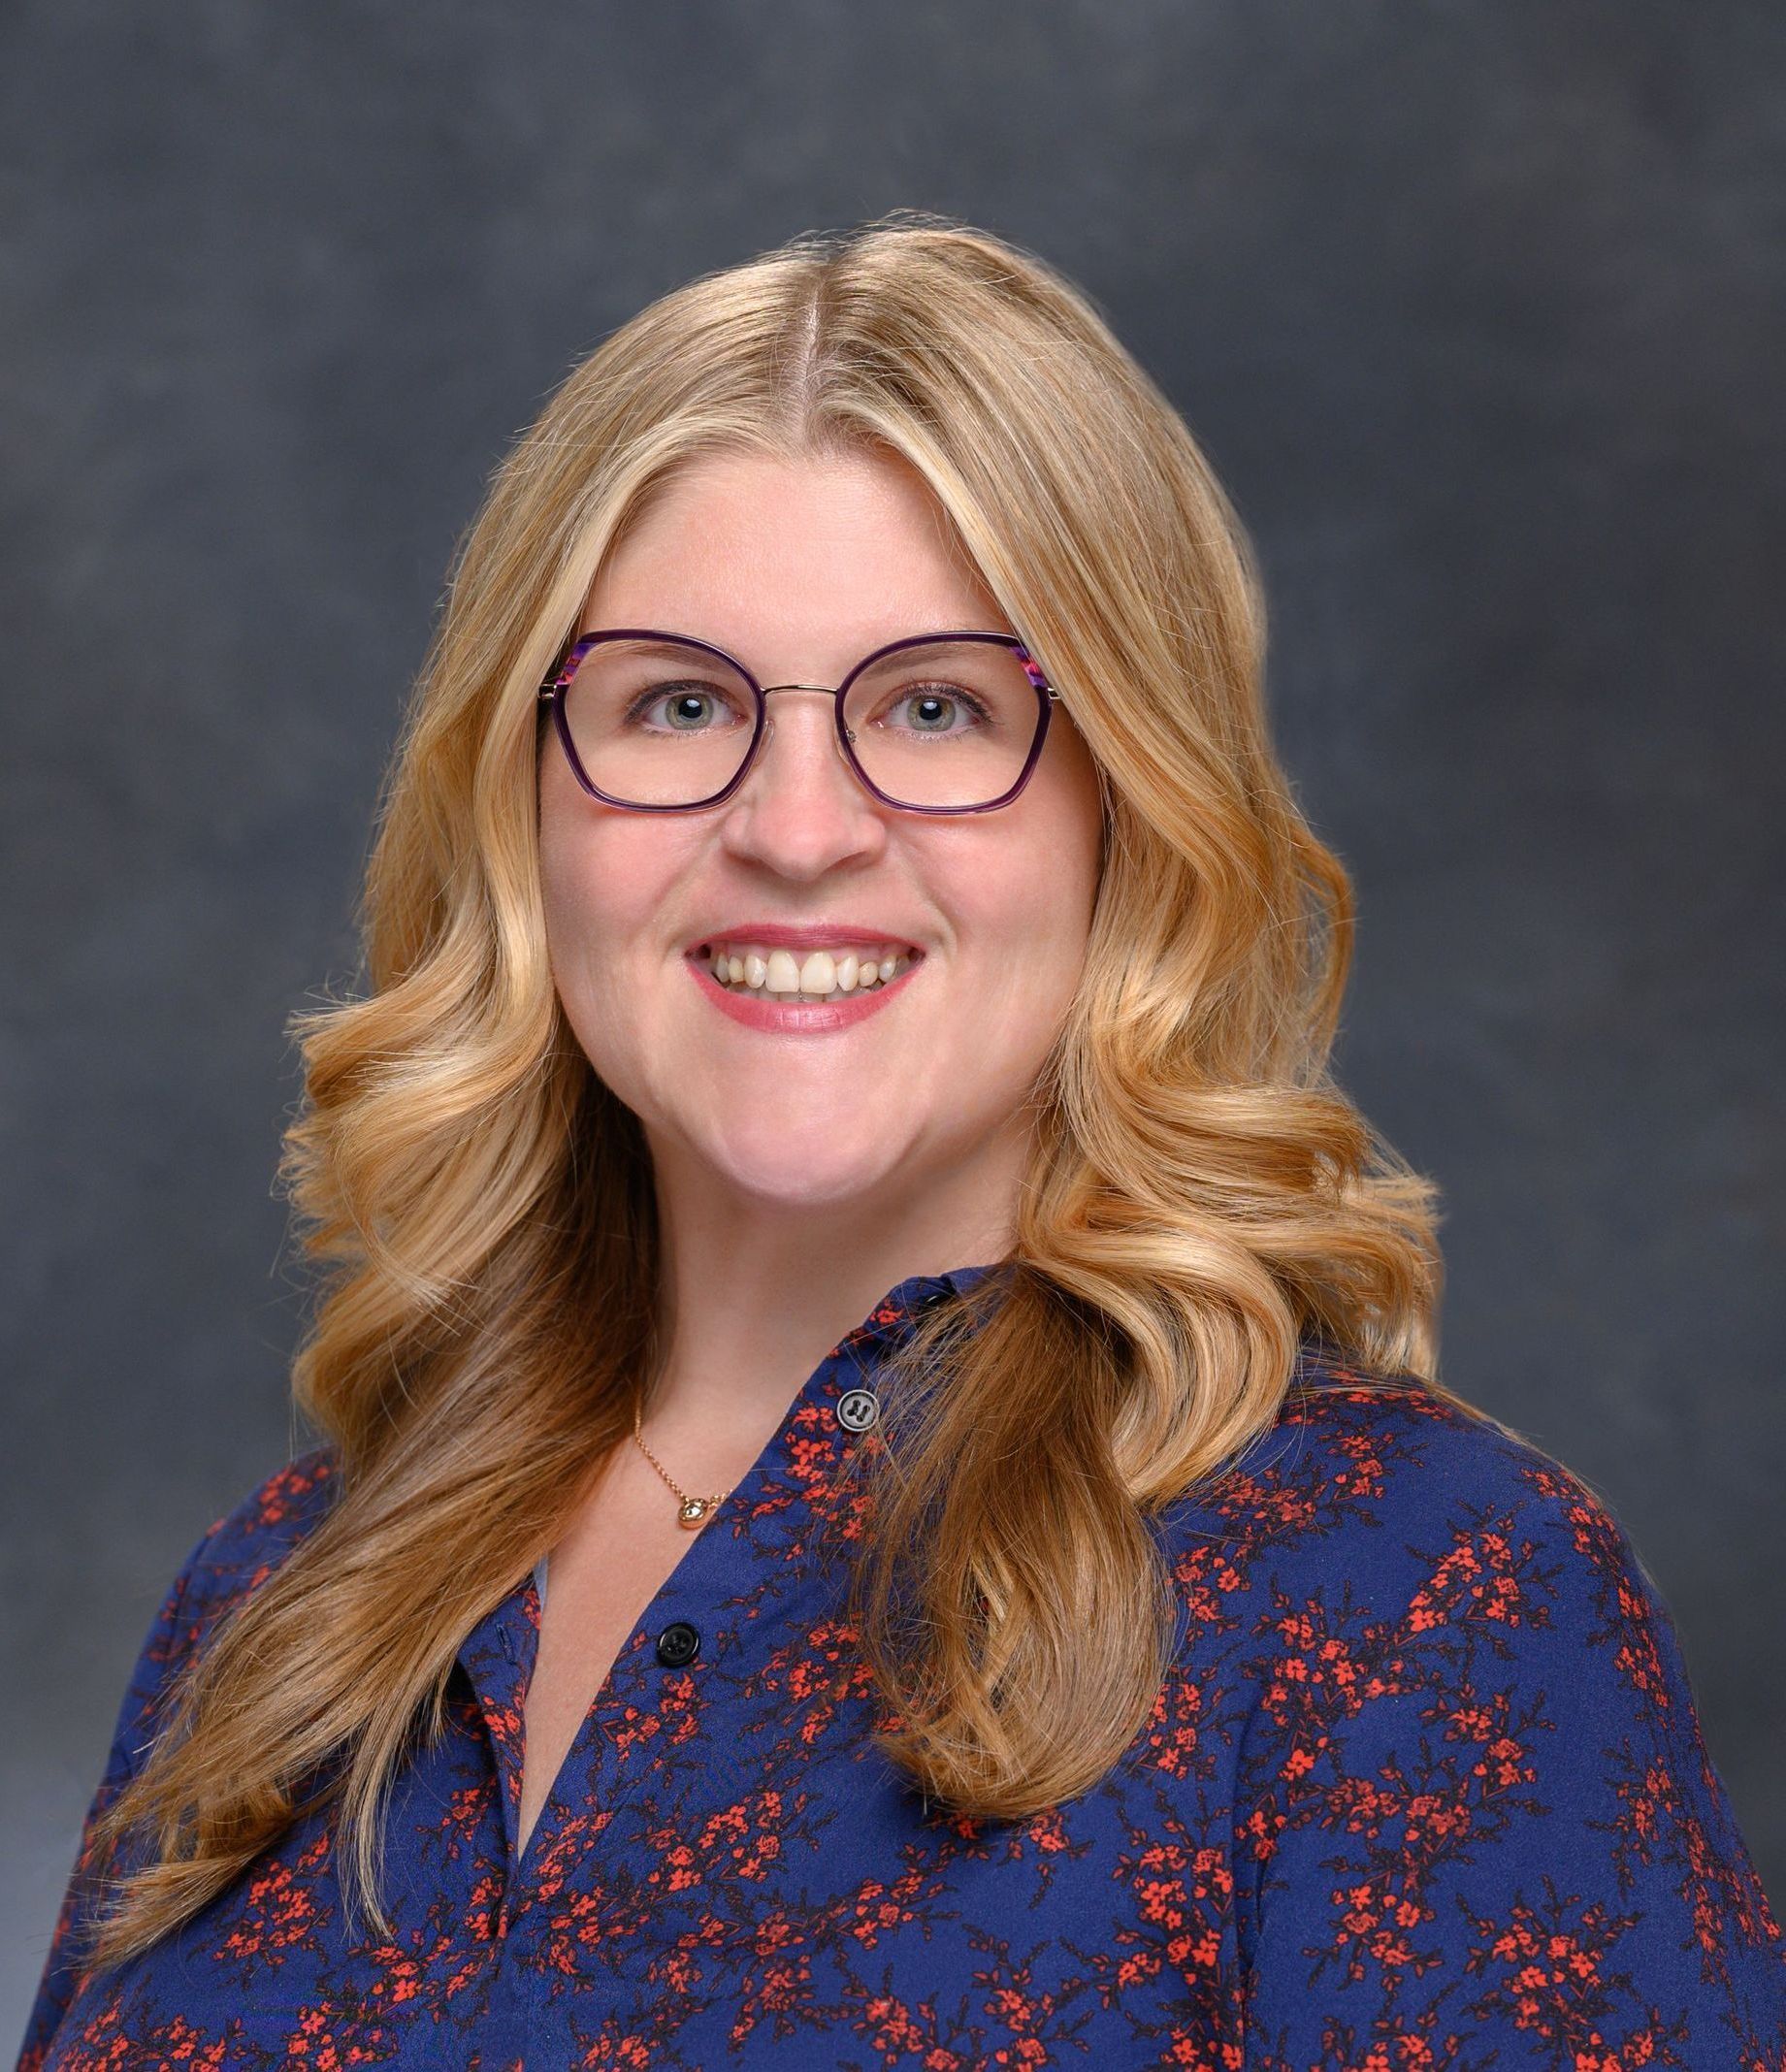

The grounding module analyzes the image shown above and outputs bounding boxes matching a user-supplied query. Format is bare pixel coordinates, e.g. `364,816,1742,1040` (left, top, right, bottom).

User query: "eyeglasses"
536,628,1060,814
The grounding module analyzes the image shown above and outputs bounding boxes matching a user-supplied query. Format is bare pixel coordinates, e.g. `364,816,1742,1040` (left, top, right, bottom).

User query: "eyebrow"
578,630,1020,671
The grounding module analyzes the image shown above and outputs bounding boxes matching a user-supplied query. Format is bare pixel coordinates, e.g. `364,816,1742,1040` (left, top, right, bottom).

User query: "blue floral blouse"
18,1263,1786,2068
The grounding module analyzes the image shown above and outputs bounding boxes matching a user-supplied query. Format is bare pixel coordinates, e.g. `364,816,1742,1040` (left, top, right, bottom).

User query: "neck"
635,1134,1023,1467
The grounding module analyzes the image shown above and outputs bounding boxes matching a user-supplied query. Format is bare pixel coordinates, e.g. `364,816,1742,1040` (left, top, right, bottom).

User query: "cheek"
1012,766,1104,964
957,856,1095,1051
536,768,658,986
537,784,601,971
942,743,1101,980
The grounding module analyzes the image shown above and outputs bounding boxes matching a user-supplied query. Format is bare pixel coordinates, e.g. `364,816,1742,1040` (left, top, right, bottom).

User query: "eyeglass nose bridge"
753,682,863,767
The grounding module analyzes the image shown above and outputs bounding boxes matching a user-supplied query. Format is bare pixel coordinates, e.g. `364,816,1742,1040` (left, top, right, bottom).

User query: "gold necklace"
631,1404,731,1529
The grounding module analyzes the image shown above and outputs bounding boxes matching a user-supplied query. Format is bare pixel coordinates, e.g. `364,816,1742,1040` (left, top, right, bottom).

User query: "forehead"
579,448,1012,661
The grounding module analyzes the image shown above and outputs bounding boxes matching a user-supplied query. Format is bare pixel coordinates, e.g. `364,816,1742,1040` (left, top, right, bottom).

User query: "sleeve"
1231,1457,1786,2069
13,1515,226,2072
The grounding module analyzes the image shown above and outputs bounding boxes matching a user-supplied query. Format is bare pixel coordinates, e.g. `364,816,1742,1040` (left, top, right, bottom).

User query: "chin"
701,1131,910,1211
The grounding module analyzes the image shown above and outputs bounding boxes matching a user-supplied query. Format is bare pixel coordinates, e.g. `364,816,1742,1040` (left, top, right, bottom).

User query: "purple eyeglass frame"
536,627,1060,815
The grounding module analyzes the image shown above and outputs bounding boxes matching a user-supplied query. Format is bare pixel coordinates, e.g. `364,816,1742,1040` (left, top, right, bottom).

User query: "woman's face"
536,446,1105,1223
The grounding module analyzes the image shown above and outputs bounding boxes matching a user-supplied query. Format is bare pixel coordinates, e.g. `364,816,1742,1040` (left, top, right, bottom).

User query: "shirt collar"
832,1257,1012,1357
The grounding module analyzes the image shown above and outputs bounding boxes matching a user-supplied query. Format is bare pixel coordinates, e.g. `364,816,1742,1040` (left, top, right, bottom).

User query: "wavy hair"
79,210,1447,1968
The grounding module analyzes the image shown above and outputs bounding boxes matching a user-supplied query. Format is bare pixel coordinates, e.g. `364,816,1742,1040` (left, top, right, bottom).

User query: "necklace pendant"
677,1497,710,1528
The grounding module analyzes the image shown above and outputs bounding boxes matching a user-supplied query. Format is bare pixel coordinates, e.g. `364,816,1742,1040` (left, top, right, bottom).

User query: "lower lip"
687,951,924,1032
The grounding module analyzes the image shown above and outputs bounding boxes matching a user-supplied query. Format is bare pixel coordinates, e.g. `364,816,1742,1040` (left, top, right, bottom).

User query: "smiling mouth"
698,940,922,1006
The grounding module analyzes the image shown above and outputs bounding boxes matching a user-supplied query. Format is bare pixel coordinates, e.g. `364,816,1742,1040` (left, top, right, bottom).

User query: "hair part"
76,209,1445,1968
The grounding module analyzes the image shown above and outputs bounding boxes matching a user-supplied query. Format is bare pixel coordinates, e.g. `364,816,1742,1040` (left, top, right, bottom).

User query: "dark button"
835,1386,880,1434
918,1289,952,1311
655,1620,700,1668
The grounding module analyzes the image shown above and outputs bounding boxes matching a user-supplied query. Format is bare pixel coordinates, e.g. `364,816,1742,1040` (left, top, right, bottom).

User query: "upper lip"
689,922,925,955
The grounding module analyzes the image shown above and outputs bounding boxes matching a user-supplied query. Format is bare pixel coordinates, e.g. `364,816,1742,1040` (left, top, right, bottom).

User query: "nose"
717,687,883,869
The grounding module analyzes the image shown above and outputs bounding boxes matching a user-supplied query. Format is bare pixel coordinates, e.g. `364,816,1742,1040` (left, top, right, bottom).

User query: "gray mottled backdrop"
4,0,1780,2042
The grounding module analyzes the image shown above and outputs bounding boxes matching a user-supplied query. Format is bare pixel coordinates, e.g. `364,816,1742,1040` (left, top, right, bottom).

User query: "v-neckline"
457,1262,1008,1887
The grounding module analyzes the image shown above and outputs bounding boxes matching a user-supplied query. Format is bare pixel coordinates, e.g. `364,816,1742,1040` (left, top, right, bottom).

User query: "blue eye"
625,683,751,732
883,683,993,735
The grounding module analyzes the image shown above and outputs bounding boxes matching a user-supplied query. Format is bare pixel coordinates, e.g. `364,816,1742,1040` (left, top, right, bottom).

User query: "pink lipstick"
687,948,924,1033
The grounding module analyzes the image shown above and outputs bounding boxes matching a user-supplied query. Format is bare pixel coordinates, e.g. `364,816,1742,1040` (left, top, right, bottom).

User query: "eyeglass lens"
555,635,1043,809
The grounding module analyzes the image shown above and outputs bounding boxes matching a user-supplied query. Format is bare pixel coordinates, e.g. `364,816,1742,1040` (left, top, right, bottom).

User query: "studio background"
4,2,1780,2040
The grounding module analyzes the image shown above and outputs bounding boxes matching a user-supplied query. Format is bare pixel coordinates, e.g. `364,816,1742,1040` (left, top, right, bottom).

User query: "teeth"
702,939,915,1003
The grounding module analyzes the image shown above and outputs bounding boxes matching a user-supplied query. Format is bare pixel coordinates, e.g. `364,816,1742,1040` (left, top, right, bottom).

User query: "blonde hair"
80,209,1446,1968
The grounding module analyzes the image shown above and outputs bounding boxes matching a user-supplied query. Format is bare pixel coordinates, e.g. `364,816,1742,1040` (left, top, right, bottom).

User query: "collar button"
835,1387,880,1434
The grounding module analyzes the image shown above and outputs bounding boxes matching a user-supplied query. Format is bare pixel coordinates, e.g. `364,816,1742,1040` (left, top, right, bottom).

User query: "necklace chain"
632,1403,731,1530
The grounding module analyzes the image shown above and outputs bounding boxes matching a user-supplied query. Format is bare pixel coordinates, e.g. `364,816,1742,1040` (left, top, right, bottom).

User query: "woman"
20,214,1785,2069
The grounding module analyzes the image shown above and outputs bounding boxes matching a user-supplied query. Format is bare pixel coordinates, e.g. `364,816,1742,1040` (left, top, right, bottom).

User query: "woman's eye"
887,685,989,732
629,684,745,729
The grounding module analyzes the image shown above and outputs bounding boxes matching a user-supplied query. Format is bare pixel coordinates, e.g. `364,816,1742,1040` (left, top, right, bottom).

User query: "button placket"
501,1550,740,1902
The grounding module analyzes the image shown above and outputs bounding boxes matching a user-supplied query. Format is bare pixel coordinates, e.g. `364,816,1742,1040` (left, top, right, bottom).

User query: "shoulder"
181,1442,342,1604
86,1445,342,1799
1166,1344,1655,1635
1153,1357,1786,2054
192,1442,342,1564
148,1443,342,1669
1154,1342,1758,1888
1150,1342,1710,1797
